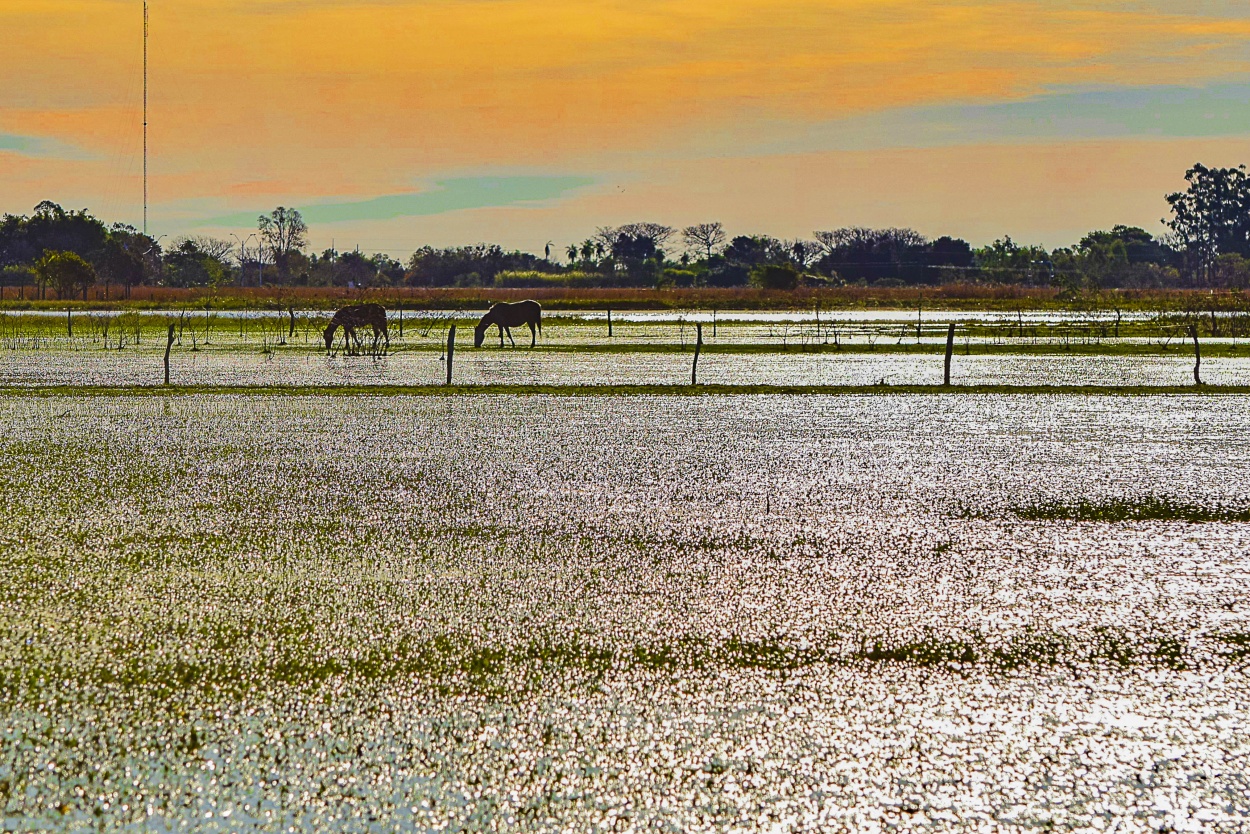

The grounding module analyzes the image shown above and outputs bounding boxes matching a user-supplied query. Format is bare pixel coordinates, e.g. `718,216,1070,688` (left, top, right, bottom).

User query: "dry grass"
5,283,1250,312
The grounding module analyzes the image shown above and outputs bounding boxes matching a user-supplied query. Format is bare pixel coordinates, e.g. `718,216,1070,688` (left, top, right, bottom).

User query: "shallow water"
0,344,1243,387
6,308,1166,323
0,393,1247,831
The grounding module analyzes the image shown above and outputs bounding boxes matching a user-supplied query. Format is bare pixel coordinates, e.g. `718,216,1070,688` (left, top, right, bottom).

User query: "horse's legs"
506,326,516,348
528,321,536,348
498,324,505,348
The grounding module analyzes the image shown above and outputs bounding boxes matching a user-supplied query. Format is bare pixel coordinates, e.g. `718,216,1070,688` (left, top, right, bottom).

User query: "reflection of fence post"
446,325,456,385
164,324,175,386
944,323,956,386
1190,323,1203,386
607,309,613,338
692,323,703,385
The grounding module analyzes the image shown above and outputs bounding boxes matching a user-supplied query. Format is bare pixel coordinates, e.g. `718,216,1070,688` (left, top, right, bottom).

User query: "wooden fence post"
607,309,613,338
67,308,73,337
944,323,956,386
288,306,296,339
692,323,703,385
446,325,456,385
1190,323,1203,386
164,323,175,386
398,303,404,338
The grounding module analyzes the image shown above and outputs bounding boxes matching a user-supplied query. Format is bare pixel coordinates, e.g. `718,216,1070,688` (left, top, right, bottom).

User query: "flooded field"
1,393,1248,831
0,306,1239,390
1,345,1245,388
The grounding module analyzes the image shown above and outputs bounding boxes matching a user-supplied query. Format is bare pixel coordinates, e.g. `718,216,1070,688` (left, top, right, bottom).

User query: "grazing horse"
474,300,543,348
324,303,389,354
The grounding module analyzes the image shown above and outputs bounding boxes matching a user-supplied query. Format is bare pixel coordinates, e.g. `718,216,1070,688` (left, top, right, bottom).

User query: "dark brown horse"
474,300,542,348
324,303,389,354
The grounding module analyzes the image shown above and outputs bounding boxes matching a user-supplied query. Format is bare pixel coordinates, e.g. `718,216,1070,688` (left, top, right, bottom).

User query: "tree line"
2,164,1249,299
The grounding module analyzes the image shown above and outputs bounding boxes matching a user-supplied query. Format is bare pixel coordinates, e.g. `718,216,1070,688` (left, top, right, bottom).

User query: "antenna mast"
143,0,148,235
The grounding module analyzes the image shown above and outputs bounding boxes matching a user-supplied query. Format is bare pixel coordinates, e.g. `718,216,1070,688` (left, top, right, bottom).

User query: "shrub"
749,263,800,290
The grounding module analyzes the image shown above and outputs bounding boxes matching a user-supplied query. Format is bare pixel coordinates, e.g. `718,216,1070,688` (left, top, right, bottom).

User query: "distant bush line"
3,163,1250,300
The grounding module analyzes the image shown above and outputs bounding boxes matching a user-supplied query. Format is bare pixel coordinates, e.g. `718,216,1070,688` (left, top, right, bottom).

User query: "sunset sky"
3,0,1250,255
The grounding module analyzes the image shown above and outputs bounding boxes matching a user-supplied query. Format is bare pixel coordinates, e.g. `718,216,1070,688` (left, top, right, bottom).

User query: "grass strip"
3,383,1250,398
1012,497,1250,523
0,628,1206,704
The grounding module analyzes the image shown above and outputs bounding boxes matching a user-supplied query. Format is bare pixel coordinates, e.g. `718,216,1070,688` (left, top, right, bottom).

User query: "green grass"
1012,497,1250,523
455,341,1245,357
1218,633,1250,661
2,383,1246,398
0,627,1205,705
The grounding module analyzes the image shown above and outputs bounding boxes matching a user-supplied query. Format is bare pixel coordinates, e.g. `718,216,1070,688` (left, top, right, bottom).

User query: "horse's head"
323,324,336,352
473,321,488,348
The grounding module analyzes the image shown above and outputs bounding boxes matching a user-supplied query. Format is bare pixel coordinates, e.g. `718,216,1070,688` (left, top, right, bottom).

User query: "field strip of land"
4,383,1248,397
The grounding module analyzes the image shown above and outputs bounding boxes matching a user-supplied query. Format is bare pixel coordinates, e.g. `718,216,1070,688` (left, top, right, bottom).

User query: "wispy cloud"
0,133,89,160
199,175,595,227
745,82,1250,155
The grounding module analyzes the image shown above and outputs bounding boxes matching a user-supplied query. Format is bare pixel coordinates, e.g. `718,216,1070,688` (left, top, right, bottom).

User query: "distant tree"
787,239,822,269
814,228,926,283
598,223,675,258
749,262,800,290
1080,226,1171,266
1213,253,1250,289
336,251,376,287
724,235,788,266
163,238,231,287
258,207,308,282
185,235,235,263
566,243,579,265
13,202,110,269
682,222,727,260
610,233,660,263
405,244,554,287
0,214,26,268
35,250,96,300
369,253,406,286
705,235,788,286
617,223,675,253
927,236,974,267
1166,163,1250,284
99,238,146,296
592,223,674,284
973,237,1051,284
103,224,160,297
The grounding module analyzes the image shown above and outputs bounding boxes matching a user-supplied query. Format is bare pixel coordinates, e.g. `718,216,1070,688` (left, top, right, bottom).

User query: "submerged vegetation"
0,393,1248,828
1012,497,1250,523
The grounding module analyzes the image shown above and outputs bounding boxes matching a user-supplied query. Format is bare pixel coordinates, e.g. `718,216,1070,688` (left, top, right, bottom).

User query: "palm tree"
567,243,579,265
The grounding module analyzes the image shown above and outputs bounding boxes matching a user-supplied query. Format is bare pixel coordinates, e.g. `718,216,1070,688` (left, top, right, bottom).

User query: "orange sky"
3,1,1250,251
